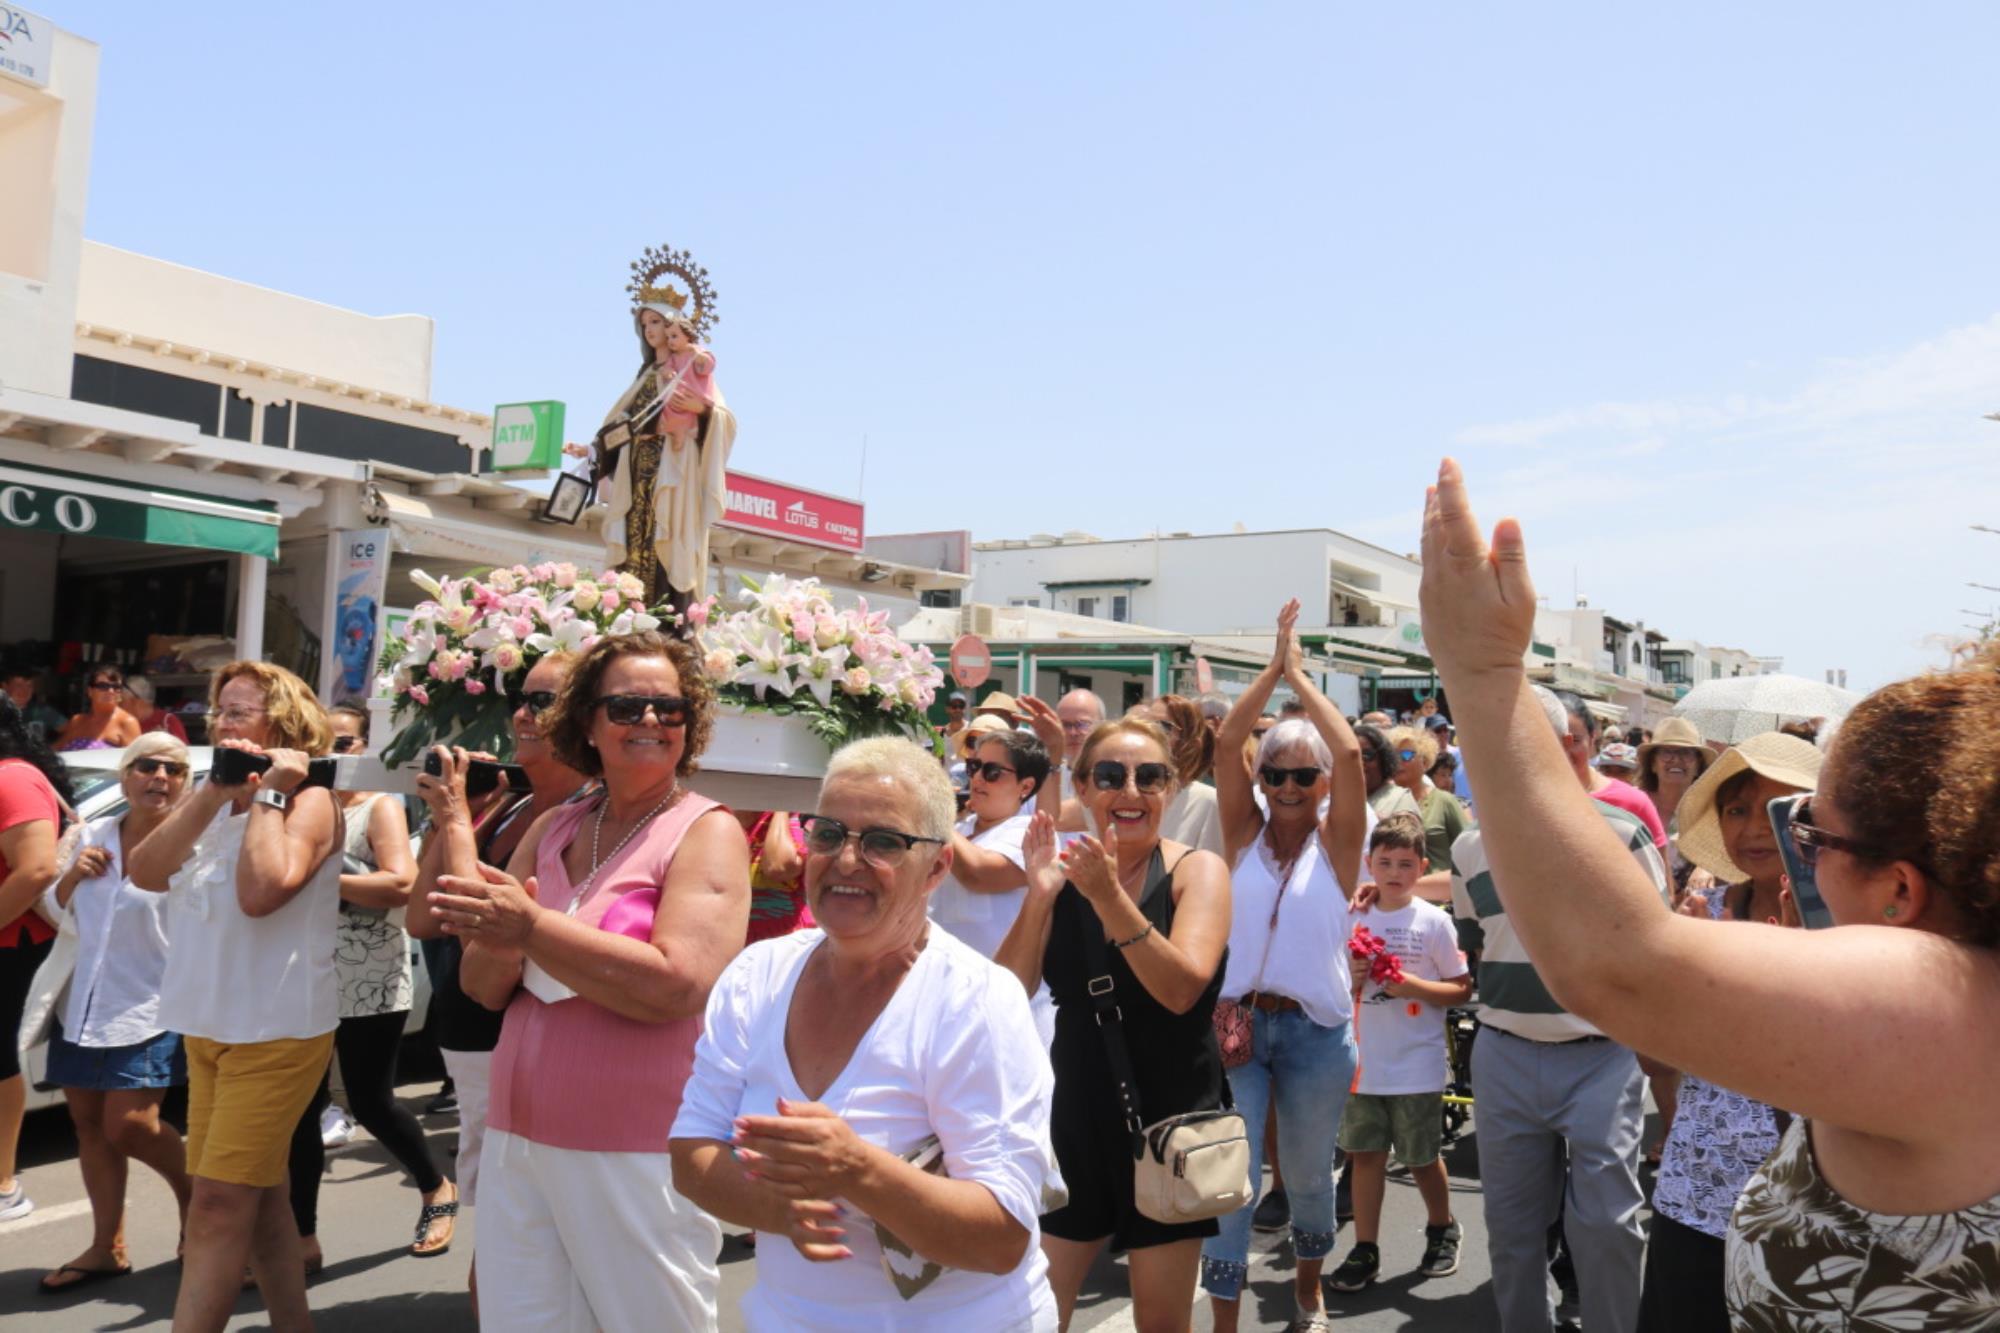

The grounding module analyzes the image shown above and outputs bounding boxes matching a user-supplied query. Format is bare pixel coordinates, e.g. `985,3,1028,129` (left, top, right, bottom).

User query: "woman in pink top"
430,631,750,1333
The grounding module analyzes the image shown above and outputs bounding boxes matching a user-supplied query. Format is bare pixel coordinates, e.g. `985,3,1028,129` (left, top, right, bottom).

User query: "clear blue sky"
66,2,2000,690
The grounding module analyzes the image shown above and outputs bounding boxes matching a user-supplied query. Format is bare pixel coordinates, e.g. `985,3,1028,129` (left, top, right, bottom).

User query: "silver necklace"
566,786,682,917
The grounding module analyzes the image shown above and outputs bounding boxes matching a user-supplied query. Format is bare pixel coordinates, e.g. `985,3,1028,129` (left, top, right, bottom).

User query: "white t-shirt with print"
670,929,1059,1332
1351,897,1466,1095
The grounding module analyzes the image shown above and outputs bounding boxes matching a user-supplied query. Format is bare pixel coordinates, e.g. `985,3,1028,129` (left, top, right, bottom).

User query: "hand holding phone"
1767,795,1835,930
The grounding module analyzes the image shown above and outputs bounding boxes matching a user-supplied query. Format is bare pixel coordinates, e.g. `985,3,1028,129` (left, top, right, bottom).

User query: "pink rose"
409,686,431,706
552,563,578,589
465,678,487,696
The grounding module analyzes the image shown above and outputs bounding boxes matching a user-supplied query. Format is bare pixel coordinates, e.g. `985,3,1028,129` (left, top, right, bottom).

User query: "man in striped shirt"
1450,686,1669,1333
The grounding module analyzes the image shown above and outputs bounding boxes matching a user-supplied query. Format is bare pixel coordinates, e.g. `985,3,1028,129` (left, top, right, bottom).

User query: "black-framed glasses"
129,758,188,779
1259,765,1323,789
510,689,559,716
969,761,1017,783
800,815,944,869
1090,760,1173,794
89,679,124,693
330,735,364,754
597,694,688,727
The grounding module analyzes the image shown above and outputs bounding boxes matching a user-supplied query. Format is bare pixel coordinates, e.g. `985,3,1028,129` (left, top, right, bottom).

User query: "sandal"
411,1194,459,1258
39,1262,132,1295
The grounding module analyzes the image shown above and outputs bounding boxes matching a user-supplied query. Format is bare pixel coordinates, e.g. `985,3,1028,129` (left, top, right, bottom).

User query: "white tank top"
156,804,341,1043
1220,832,1355,1029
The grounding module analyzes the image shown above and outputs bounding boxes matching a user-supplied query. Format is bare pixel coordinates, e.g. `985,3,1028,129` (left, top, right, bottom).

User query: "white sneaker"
0,1181,33,1222
320,1106,355,1149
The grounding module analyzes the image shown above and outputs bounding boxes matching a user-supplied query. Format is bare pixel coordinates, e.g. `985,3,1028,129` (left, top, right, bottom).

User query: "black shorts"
1041,1086,1219,1252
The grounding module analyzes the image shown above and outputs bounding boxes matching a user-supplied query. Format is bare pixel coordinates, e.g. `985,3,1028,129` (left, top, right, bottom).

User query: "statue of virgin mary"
597,245,737,614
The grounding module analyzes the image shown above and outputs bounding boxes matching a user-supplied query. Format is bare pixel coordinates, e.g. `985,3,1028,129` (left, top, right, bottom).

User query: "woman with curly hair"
126,661,342,1332
1136,693,1226,856
428,630,749,1331
1421,458,2000,1328
0,694,74,1222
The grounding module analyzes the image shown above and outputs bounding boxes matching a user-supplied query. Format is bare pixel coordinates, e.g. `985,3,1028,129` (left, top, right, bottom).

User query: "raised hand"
1418,458,1538,680
1016,694,1067,758
1061,825,1122,906
1022,810,1066,900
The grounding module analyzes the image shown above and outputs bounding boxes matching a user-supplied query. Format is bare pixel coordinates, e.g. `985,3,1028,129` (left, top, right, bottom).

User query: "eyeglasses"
800,815,945,869
330,735,364,754
596,694,688,727
212,706,268,725
89,680,124,693
1060,720,1097,736
969,761,1017,783
1090,760,1173,794
946,700,966,710
129,758,188,779
1785,797,1892,872
1259,765,1323,789
510,689,560,715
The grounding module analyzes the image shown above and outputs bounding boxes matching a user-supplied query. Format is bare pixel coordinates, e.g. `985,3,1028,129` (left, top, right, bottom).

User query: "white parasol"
1669,674,1861,745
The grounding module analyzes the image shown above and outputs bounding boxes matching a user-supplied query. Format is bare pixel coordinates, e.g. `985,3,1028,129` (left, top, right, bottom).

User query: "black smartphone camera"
211,748,335,790
422,750,523,798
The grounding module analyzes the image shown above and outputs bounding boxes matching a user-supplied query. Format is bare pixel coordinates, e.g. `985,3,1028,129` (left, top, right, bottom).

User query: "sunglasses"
89,680,125,693
1089,760,1173,794
800,815,945,869
510,689,560,715
1782,796,1890,873
330,735,364,754
969,761,1017,783
1398,749,1418,763
1259,765,1323,789
129,758,189,779
947,700,966,709
596,694,688,727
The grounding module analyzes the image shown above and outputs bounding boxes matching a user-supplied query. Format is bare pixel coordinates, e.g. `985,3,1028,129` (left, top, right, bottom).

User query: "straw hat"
1637,716,1713,780
972,692,1023,721
957,713,1013,757
1673,732,1824,883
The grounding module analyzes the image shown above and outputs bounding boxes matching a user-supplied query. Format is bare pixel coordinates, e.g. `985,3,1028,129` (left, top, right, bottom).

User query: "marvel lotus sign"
719,471,865,554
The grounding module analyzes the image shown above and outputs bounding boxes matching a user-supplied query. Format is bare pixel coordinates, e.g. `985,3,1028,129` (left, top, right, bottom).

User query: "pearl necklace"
564,786,682,917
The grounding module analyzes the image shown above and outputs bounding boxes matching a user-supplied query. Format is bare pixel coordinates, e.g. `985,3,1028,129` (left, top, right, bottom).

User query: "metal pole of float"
235,552,268,664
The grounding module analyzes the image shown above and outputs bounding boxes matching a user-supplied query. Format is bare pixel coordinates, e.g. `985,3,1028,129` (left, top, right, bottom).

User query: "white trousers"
439,1047,491,1205
476,1128,721,1333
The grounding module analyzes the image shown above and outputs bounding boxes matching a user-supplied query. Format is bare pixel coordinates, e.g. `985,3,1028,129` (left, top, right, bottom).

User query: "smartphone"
1768,795,1836,930
422,750,523,798
210,748,335,790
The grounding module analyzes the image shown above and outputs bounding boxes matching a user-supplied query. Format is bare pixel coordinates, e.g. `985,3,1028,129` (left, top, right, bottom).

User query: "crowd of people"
0,458,1995,1332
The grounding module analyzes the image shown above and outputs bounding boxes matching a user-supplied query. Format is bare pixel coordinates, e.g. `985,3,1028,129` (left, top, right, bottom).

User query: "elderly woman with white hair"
28,732,195,1291
1200,599,1372,1333
671,737,1059,1331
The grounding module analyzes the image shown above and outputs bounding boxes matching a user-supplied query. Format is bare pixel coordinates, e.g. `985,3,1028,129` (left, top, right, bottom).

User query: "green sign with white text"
488,401,566,471
0,463,278,559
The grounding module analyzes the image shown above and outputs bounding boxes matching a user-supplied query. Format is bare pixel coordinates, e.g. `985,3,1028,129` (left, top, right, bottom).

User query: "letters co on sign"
0,484,96,534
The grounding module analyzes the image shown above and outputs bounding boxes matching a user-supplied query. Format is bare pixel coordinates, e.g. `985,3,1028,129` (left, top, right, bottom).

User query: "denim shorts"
46,1022,186,1091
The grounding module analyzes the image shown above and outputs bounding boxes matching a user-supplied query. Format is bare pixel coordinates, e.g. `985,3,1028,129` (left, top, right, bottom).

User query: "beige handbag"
1080,852,1252,1226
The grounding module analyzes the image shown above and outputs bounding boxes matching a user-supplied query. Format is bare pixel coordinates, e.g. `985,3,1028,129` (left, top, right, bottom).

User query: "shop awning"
1329,578,1416,612
374,488,603,568
0,461,280,559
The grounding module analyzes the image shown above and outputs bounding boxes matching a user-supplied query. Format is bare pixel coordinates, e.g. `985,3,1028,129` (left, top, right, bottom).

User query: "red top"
488,790,723,1153
140,711,189,743
1594,776,1670,853
0,760,59,947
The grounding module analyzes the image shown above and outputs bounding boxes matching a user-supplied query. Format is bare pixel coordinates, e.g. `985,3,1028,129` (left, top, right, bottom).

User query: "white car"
24,749,432,1111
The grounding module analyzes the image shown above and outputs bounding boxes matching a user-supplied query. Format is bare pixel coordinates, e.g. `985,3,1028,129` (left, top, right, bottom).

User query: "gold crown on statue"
626,244,718,341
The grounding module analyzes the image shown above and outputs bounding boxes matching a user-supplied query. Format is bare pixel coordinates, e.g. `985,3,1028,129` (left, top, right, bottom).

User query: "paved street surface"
3,1067,1632,1331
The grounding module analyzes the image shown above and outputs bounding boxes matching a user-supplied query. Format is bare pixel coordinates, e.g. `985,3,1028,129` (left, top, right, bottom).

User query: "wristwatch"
252,787,291,813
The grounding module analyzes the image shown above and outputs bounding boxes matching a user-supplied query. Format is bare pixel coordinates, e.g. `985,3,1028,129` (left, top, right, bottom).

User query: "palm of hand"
1418,460,1538,676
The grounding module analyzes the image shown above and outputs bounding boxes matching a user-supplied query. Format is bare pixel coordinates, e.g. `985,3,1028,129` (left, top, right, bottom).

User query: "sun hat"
1637,716,1713,780
1595,742,1640,773
1673,732,1824,883
972,692,1023,720
957,713,1013,756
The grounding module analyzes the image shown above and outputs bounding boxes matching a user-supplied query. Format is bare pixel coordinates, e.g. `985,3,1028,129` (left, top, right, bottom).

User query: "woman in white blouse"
671,737,1059,1332
32,733,195,1292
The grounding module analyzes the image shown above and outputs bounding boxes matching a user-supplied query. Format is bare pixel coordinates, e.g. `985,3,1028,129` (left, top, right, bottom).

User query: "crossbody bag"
1079,853,1252,1225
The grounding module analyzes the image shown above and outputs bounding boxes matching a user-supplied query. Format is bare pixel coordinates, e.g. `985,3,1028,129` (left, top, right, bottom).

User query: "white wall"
0,25,98,397
77,243,437,401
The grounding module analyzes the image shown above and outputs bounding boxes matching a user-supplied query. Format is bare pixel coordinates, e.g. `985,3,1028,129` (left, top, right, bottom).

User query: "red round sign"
1194,657,1214,693
950,634,992,690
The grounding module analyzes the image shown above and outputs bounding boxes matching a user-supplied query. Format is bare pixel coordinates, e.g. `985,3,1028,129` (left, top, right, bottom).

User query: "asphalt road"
1,1067,1618,1331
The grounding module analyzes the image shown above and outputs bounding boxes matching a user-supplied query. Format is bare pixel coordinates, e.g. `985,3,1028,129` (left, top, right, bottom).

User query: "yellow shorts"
183,1033,334,1187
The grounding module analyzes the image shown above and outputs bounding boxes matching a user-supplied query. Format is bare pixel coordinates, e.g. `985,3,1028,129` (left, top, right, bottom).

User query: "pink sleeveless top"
487,789,723,1153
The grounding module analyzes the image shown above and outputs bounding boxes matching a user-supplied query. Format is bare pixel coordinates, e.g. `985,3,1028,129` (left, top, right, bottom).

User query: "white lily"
795,641,853,707
738,627,806,700
410,569,444,599
526,616,596,657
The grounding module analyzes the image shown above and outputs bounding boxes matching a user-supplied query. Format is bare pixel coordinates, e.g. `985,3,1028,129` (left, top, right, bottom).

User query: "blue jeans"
1200,1007,1357,1300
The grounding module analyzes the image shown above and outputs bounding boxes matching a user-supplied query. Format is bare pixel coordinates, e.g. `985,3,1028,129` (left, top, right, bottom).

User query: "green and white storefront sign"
488,401,566,471
0,462,279,559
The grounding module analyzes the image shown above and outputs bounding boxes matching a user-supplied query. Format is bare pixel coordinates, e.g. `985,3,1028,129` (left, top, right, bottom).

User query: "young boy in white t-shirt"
1330,812,1473,1291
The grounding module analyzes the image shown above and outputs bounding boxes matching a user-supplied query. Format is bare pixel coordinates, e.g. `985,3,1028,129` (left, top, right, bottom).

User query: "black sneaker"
1327,1242,1380,1293
425,1086,459,1116
1420,1219,1463,1278
1253,1186,1291,1233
